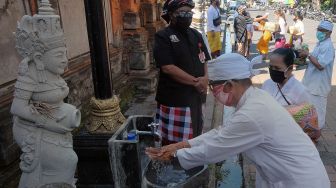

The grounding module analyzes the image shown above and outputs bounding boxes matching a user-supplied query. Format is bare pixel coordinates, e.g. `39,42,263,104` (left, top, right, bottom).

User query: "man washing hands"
146,53,330,188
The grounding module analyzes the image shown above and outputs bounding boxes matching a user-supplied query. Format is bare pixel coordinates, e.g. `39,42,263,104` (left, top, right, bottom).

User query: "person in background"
154,0,211,145
146,53,330,188
234,5,248,56
301,20,335,129
291,11,304,47
242,12,269,58
256,15,272,60
245,12,254,57
263,48,320,141
262,48,310,105
253,12,269,22
207,0,222,58
274,9,287,48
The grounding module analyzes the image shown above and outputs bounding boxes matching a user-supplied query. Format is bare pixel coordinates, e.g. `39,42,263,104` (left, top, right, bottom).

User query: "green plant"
321,0,332,10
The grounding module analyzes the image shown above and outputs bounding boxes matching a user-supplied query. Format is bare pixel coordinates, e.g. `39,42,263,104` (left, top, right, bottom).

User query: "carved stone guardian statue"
11,0,80,187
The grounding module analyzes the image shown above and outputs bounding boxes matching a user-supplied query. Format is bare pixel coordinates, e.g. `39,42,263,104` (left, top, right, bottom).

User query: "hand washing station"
108,115,209,188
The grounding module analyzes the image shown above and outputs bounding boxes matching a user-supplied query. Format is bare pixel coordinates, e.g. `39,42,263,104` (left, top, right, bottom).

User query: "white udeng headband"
208,53,263,81
318,20,334,31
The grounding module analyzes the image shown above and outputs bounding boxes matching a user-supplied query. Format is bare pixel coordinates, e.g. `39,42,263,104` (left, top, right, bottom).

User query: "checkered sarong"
156,104,193,143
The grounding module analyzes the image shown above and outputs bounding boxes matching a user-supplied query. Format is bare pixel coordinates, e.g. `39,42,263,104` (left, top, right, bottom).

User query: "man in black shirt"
154,0,211,145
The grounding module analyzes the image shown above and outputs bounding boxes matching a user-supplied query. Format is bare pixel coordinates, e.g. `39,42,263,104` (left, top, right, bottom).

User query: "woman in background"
291,11,305,47
207,0,222,58
274,9,287,48
256,15,272,60
262,48,320,141
262,48,309,105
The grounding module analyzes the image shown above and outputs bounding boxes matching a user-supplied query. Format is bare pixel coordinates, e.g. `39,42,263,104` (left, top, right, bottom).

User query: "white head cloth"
318,20,334,31
208,53,262,81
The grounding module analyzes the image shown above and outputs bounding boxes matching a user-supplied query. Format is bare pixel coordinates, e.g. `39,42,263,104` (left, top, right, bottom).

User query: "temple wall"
58,0,90,59
0,0,28,85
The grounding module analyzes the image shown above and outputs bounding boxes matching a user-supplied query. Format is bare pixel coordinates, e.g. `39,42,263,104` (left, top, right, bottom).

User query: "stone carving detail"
88,96,125,134
11,0,80,187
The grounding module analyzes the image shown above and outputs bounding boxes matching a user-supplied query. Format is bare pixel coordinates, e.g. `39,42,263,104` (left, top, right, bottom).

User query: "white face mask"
212,81,233,106
214,91,230,105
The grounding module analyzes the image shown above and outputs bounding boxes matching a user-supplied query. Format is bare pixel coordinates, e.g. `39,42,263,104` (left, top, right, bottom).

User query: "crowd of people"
230,5,307,60
147,0,335,187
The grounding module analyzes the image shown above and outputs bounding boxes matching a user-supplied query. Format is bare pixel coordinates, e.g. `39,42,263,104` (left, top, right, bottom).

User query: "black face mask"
174,16,192,31
172,11,193,31
269,68,286,83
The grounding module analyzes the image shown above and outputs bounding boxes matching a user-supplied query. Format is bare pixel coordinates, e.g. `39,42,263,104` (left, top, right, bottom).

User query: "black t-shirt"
154,26,211,107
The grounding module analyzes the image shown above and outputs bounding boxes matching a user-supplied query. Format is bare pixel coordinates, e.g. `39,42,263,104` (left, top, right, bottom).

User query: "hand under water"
145,141,190,161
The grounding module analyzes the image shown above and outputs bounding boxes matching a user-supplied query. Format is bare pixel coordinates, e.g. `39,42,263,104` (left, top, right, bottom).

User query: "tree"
313,0,321,10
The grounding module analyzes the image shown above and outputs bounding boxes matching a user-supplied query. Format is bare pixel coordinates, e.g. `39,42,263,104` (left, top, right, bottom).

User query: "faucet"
148,122,162,148
129,122,162,147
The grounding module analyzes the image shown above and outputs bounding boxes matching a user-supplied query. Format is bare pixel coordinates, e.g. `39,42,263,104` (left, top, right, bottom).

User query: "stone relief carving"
11,0,80,187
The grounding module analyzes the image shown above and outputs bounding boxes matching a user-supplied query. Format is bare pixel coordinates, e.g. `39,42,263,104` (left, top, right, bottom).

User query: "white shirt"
207,5,221,32
303,38,335,97
294,20,304,34
177,87,329,188
262,76,310,105
278,17,286,35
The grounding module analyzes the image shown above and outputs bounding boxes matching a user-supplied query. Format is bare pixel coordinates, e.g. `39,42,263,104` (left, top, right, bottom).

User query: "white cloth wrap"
208,53,263,81
318,20,334,31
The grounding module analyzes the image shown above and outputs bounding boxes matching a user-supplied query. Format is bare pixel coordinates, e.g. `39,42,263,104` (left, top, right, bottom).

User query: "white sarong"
308,93,328,129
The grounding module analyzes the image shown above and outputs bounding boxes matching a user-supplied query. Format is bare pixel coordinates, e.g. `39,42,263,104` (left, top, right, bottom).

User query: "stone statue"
10,1,80,187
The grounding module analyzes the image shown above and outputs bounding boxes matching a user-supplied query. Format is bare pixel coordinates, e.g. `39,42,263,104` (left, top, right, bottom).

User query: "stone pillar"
119,0,163,93
191,0,208,34
108,0,125,84
141,0,165,65
122,12,150,73
121,3,159,93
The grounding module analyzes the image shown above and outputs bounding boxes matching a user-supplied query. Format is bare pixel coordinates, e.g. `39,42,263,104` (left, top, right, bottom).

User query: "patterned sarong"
156,104,193,144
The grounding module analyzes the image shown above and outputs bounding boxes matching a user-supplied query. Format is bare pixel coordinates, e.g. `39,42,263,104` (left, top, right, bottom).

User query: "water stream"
147,161,189,186
144,160,206,187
